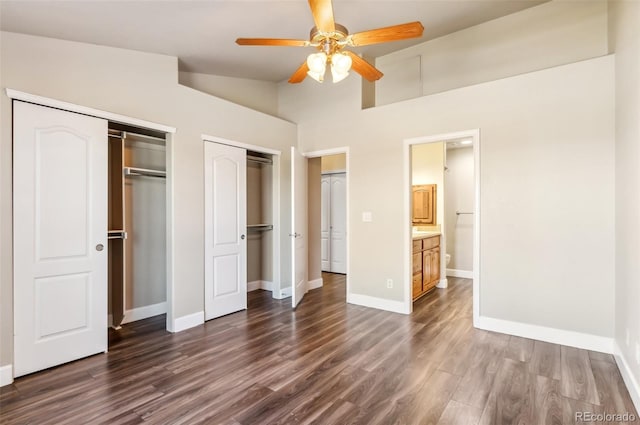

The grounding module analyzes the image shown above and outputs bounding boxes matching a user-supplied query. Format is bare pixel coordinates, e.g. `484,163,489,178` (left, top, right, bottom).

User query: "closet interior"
108,124,167,332
246,151,274,293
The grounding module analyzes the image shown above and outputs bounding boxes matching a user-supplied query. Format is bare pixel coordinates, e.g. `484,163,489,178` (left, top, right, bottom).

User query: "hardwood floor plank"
529,340,561,380
436,400,482,425
2,273,637,425
478,358,533,425
560,345,600,405
505,335,535,363
590,358,639,418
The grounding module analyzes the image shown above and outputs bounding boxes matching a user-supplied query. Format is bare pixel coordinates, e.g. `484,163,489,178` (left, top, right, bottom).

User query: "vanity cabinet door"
412,184,436,225
412,251,422,300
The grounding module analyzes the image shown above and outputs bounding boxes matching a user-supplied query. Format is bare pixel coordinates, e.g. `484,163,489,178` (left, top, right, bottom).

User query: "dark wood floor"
1,273,637,424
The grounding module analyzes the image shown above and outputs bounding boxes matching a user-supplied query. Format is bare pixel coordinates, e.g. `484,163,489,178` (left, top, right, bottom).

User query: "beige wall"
307,158,322,283
609,0,640,395
278,55,615,338
0,32,297,367
179,71,279,117
376,0,608,105
321,154,346,173
412,142,444,228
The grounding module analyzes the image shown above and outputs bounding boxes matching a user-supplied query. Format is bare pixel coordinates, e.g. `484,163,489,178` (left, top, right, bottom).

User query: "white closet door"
291,147,308,308
320,176,331,271
329,173,347,274
13,101,108,377
204,142,247,320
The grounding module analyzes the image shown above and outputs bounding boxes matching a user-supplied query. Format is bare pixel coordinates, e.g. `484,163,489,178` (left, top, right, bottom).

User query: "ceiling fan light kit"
236,0,424,85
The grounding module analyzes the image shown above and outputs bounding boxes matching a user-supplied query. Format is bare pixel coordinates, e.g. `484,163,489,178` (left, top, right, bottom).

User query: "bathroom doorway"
404,130,480,323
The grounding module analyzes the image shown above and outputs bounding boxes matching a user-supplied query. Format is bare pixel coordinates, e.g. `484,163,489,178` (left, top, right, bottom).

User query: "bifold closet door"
320,173,346,274
204,142,247,320
13,101,108,377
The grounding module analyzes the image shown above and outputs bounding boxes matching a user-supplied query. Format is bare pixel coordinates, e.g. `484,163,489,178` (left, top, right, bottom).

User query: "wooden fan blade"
349,21,424,46
345,51,383,81
236,38,309,47
288,61,309,84
308,0,335,33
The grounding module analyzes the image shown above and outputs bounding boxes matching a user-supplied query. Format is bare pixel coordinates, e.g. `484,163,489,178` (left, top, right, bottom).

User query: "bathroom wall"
444,146,474,274
412,142,445,231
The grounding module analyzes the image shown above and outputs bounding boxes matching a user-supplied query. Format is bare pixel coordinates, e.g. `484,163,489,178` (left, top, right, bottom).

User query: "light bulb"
330,52,352,83
306,52,327,82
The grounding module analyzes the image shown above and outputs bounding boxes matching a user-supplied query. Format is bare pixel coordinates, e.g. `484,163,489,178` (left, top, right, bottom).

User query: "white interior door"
320,175,331,271
291,147,308,308
204,142,247,320
13,101,108,377
330,173,347,274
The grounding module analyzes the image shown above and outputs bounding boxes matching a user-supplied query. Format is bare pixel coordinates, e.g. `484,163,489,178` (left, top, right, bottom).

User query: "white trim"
348,293,410,315
165,133,176,332
614,341,640,414
274,286,292,299
6,89,175,133
303,147,350,304
0,365,13,387
476,316,614,353
202,134,281,156
172,311,204,332
446,269,474,279
122,302,167,325
403,129,480,322
308,278,323,290
248,280,274,292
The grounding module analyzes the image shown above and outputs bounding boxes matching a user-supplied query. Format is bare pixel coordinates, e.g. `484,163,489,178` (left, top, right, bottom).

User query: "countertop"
412,231,441,241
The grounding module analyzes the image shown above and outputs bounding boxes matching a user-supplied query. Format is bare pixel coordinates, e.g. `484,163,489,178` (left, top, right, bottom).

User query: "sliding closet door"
13,101,108,377
204,142,247,320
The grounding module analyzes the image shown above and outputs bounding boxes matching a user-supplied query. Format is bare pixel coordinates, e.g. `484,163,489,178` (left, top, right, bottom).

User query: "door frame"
403,130,480,325
201,134,283,299
7,89,178,336
303,147,350,300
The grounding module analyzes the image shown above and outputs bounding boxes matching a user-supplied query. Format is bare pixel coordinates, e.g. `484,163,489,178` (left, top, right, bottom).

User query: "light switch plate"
362,212,373,222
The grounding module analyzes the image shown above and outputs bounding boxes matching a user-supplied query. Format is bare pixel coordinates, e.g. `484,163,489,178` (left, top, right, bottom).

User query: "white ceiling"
0,1,546,82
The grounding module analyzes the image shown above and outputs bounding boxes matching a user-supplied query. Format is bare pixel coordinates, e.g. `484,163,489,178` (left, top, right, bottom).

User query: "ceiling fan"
236,0,424,84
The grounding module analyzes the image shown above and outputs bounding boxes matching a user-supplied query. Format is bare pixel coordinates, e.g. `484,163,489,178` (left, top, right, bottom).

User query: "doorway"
303,148,350,305
404,130,480,323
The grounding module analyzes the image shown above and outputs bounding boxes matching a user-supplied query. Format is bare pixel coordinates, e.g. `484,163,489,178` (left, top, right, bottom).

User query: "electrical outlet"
386,279,393,289
627,329,631,346
636,342,640,365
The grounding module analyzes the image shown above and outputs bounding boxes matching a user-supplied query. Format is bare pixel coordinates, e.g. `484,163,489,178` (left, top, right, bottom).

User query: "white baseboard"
274,286,292,299
446,268,473,279
308,278,323,290
0,364,13,387
347,293,410,315
122,302,167,325
614,340,640,414
436,278,448,288
248,280,273,292
172,311,204,333
476,316,614,353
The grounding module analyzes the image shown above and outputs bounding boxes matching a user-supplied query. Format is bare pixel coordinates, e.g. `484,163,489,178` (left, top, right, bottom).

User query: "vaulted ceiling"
0,1,546,82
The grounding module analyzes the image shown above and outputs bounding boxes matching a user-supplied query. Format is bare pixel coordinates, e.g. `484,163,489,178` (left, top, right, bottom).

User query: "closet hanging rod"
124,167,166,178
247,155,273,165
108,130,165,142
247,224,273,231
